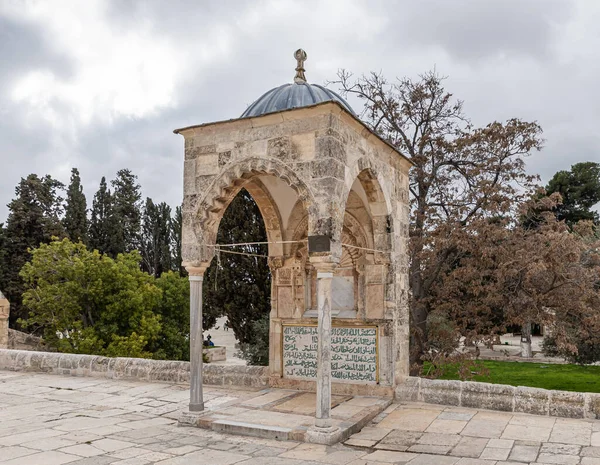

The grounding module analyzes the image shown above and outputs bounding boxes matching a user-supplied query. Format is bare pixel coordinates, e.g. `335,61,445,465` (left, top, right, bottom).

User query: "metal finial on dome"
294,49,307,83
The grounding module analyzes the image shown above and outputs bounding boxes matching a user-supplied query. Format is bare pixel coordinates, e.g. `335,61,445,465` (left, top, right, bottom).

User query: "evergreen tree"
88,177,115,255
203,189,271,346
63,168,88,243
140,198,173,278
1,174,65,325
546,162,600,226
111,169,142,254
171,206,186,276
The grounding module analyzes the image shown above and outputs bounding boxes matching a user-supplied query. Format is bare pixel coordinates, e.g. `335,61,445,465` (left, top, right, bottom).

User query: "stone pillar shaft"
315,269,334,428
189,273,204,412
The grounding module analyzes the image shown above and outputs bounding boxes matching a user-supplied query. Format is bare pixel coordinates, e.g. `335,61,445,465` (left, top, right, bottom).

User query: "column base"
305,424,342,445
179,407,209,427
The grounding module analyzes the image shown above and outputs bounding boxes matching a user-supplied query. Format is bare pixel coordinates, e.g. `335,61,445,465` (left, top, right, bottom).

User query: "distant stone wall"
0,349,268,388
0,292,9,349
7,329,48,352
396,376,600,420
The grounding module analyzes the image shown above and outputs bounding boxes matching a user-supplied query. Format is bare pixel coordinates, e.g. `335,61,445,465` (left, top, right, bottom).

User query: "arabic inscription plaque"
282,325,377,384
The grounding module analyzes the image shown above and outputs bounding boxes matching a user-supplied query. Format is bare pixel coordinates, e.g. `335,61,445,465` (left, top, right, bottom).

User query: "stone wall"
396,376,600,420
0,349,268,388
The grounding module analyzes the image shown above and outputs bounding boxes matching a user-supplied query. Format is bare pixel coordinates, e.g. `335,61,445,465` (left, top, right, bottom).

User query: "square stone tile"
480,447,510,460
418,432,461,447
376,408,440,432
0,450,80,465
549,424,592,446
376,430,422,451
536,452,581,464
461,420,506,439
508,443,540,462
406,454,460,464
487,439,513,448
501,424,551,442
449,437,489,458
357,450,418,463
426,419,467,434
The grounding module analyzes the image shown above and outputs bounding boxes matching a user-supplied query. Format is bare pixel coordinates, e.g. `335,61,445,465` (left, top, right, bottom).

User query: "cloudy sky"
1,0,599,221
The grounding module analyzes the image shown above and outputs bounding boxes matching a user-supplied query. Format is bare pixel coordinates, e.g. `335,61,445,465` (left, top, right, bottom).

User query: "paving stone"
59,444,105,458
0,445,38,461
480,447,510,460
549,423,592,446
582,458,600,465
455,459,497,465
536,452,580,464
408,444,453,454
449,437,489,458
345,438,377,448
438,412,476,421
0,450,80,465
426,419,468,434
583,447,600,458
360,450,418,462
376,408,440,432
461,420,506,439
487,439,513,449
540,442,582,455
376,430,422,451
153,448,249,464
507,443,539,462
405,454,460,464
501,424,552,442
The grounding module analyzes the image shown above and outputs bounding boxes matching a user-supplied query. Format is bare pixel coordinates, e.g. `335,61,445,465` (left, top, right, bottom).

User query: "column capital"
186,265,209,277
308,257,337,274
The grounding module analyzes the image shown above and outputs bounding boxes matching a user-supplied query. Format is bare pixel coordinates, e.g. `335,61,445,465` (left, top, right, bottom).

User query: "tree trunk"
520,322,533,358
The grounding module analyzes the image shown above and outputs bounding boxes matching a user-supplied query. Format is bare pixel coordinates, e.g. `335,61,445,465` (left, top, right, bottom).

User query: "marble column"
188,268,205,412
315,264,336,429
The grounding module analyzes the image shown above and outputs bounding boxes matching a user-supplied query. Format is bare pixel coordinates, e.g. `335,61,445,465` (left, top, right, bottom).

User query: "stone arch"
343,157,393,218
342,158,394,261
193,157,314,258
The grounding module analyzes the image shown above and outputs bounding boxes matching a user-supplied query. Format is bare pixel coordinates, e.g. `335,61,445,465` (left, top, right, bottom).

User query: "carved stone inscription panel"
282,325,377,384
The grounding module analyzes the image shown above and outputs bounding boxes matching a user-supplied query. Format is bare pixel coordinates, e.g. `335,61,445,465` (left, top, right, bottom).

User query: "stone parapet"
0,349,268,388
396,376,600,420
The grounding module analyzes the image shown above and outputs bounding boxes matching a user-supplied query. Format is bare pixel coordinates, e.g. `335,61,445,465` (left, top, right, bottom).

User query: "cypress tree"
88,177,115,255
171,206,186,276
203,188,271,345
1,174,65,325
111,169,142,254
63,168,88,243
140,198,173,277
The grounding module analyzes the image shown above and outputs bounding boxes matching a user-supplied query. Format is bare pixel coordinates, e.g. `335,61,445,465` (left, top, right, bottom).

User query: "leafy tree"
203,189,271,345
20,238,162,358
546,162,600,226
88,177,115,255
237,314,269,366
428,196,600,363
151,271,190,361
140,198,172,277
335,70,543,369
63,168,88,244
1,174,65,325
111,169,142,254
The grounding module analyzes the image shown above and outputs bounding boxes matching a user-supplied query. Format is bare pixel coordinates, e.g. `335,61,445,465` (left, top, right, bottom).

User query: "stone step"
210,419,294,440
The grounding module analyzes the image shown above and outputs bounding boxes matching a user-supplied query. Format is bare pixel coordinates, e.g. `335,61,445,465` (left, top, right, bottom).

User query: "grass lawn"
429,360,600,393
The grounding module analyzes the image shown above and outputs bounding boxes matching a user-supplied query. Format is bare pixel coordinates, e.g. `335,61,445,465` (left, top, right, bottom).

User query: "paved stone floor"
1,370,600,464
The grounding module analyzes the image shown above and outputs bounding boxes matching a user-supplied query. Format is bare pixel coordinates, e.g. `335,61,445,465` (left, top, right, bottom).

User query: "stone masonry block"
395,376,421,402
420,378,462,406
461,381,514,412
549,390,586,418
514,386,549,416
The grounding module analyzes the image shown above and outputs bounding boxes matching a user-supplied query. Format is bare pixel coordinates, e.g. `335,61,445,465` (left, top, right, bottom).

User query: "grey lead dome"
240,82,355,118
241,48,355,118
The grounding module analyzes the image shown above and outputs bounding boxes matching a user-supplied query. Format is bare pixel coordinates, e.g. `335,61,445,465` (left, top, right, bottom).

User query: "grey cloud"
0,0,599,223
